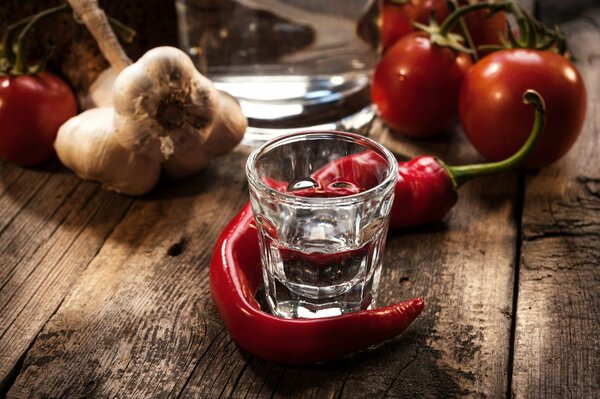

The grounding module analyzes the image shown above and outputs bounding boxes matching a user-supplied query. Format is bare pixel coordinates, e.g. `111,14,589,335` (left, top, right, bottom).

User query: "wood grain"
511,7,600,398
6,153,250,398
0,163,132,390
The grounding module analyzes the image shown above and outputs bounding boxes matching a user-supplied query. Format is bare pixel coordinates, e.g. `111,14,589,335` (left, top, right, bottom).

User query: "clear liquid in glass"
254,190,389,318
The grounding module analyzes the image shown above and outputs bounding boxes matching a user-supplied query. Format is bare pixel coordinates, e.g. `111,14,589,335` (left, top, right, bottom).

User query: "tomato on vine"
381,0,449,51
459,49,586,167
459,3,586,167
380,0,506,54
372,32,471,136
0,4,77,166
373,1,509,137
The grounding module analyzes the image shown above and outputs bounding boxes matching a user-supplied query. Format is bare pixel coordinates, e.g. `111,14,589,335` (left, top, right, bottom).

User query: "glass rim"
245,131,399,205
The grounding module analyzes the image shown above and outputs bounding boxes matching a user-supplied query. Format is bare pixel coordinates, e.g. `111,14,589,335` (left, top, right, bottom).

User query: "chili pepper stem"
441,90,546,189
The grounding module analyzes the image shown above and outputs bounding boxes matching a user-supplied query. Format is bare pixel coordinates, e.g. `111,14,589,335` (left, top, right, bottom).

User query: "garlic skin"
163,90,248,179
113,46,219,162
82,67,118,110
55,107,161,196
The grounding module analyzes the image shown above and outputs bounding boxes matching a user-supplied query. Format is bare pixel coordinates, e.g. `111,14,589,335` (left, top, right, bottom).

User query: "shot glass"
246,131,398,319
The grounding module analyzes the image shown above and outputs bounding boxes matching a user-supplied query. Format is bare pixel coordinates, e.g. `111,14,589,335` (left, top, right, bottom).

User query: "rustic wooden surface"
0,1,599,398
511,8,600,399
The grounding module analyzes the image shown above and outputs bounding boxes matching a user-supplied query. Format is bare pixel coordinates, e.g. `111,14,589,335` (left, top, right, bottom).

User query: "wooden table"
1,1,598,398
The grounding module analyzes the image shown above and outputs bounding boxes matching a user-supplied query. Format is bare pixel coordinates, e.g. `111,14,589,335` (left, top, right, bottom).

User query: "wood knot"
167,236,188,257
577,176,600,198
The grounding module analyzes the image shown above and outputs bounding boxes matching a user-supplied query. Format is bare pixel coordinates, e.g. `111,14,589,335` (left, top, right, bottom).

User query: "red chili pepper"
210,202,425,364
209,91,545,364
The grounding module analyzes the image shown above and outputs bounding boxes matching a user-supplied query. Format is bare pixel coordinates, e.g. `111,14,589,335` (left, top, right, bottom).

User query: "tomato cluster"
372,0,587,167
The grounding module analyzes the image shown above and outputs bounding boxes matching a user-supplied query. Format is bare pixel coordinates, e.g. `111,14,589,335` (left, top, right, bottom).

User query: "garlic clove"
162,90,247,179
55,107,161,196
201,90,248,159
82,67,118,110
161,144,211,180
113,46,219,162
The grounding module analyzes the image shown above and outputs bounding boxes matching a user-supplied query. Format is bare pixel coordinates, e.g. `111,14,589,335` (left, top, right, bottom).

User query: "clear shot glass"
246,131,398,319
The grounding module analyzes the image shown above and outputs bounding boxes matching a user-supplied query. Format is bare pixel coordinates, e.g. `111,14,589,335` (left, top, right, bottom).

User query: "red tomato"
459,49,587,167
381,0,449,51
0,72,77,166
372,32,472,137
381,0,505,53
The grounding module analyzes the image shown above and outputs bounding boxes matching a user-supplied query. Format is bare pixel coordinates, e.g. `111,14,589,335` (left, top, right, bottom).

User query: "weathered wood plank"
0,164,52,234
0,163,132,391
6,152,250,398
511,7,600,399
6,128,520,398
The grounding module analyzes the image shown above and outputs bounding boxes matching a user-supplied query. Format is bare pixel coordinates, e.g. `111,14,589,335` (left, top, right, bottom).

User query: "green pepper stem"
442,90,546,189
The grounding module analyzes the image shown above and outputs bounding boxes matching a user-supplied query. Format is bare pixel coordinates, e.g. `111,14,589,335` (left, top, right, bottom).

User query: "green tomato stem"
388,0,411,5
1,15,34,61
508,0,529,47
452,2,479,62
439,1,510,37
107,16,136,44
4,2,135,75
12,3,70,75
441,90,546,189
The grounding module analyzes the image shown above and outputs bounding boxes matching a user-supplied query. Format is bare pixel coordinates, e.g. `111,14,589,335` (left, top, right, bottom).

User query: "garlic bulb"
113,46,219,162
163,90,248,178
59,2,247,196
55,107,161,195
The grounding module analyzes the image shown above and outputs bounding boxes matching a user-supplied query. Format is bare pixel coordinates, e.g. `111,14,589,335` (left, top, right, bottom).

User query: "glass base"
270,299,375,319
241,105,376,145
212,74,376,145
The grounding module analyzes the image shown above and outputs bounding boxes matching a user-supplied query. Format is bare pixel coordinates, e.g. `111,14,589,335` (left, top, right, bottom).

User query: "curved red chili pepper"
209,91,545,364
210,203,425,364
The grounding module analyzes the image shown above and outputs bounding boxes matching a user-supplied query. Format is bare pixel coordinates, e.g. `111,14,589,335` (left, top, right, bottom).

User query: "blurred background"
0,0,595,100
